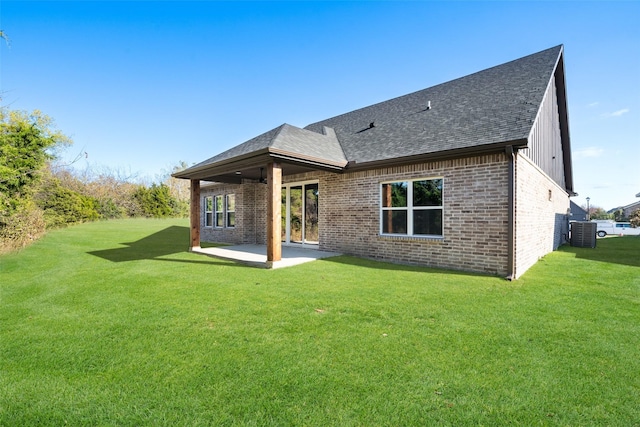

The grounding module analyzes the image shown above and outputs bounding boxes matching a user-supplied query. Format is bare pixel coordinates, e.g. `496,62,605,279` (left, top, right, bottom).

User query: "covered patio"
191,244,340,269
173,123,348,265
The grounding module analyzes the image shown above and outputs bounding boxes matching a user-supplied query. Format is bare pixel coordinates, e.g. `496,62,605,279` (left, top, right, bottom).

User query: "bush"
0,202,46,254
96,198,125,219
630,209,640,228
35,176,100,228
133,183,180,218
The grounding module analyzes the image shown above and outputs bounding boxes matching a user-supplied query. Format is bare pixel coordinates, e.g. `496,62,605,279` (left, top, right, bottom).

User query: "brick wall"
198,152,568,277
513,153,570,278
200,181,268,245
200,182,244,245
317,154,511,275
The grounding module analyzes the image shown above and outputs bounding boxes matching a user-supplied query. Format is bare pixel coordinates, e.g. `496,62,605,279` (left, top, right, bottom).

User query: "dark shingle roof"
304,45,563,165
187,123,347,171
176,45,566,180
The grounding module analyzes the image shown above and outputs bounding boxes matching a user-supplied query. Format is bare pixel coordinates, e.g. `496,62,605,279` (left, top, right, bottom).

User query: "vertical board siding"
521,77,566,189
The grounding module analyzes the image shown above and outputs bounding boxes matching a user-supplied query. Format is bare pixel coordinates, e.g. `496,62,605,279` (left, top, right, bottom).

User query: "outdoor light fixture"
586,197,590,221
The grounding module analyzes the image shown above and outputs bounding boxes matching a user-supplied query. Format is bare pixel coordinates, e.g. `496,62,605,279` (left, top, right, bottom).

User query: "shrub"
630,209,640,228
35,176,100,228
132,183,179,218
0,202,46,254
96,198,125,219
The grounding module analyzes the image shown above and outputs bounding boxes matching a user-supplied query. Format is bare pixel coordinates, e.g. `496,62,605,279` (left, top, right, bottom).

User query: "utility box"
570,222,597,248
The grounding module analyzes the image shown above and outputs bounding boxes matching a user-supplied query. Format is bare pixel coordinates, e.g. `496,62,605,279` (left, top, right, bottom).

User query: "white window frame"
379,177,444,238
281,180,319,246
225,194,235,228
204,196,213,228
214,195,224,228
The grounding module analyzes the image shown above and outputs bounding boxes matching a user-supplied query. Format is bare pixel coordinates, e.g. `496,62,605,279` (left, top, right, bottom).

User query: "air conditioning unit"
570,222,597,248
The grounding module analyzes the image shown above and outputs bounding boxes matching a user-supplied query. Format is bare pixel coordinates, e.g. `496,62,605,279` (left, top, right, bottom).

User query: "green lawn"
1,218,639,426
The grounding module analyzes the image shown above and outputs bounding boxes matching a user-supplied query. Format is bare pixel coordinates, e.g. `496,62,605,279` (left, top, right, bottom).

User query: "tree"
1,109,71,252
35,172,99,228
587,206,611,220
612,208,627,222
133,183,179,218
52,165,139,219
630,209,640,228
0,109,71,216
0,30,9,47
159,161,190,217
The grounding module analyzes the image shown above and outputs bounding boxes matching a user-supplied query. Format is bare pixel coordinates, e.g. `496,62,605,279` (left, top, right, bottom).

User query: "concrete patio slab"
191,244,340,269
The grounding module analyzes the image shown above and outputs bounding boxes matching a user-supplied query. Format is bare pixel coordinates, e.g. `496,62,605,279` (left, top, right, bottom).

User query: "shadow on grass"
560,236,640,268
323,254,497,278
88,226,242,266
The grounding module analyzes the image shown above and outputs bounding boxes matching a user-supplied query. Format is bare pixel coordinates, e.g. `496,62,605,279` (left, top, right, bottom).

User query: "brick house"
174,45,574,279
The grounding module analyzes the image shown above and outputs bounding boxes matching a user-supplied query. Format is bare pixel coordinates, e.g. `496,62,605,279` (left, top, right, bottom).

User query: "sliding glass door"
281,181,319,245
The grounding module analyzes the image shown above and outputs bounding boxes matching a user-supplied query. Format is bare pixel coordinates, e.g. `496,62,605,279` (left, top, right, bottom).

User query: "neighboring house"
608,200,640,220
174,45,574,279
570,201,588,222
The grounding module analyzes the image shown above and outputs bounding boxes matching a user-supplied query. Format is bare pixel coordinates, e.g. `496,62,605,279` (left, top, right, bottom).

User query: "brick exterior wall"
200,182,266,245
199,153,516,276
317,154,511,275
198,152,569,277
513,153,570,278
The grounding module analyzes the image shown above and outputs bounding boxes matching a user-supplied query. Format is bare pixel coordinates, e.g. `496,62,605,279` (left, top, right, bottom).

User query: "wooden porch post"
190,179,201,250
266,162,282,266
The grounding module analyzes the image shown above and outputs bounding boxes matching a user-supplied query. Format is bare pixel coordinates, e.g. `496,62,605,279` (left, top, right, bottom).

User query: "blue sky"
1,1,638,210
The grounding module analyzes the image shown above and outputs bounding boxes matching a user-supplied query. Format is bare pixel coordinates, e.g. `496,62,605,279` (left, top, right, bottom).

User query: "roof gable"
183,123,347,179
270,124,346,166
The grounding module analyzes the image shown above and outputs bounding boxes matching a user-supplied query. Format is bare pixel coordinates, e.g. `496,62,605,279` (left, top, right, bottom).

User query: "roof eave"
344,139,528,172
173,147,347,181
268,147,347,170
555,51,574,194
172,148,272,180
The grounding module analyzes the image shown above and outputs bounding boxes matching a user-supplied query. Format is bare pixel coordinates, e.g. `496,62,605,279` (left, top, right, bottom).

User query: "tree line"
585,205,640,226
0,107,189,254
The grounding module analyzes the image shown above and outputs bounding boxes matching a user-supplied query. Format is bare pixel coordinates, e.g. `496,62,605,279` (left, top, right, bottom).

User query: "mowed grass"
1,218,638,426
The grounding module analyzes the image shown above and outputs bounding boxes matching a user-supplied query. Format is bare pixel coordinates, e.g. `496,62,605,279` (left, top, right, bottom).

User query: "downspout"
506,146,516,280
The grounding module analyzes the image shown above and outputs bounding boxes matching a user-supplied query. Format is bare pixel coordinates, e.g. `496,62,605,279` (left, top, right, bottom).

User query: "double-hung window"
226,194,235,228
381,178,443,237
214,195,224,228
207,194,235,228
204,196,213,227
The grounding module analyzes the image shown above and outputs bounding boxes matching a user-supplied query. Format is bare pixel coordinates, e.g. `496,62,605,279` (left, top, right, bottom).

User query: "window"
204,196,213,227
208,193,236,228
381,178,443,237
214,195,224,228
226,194,235,228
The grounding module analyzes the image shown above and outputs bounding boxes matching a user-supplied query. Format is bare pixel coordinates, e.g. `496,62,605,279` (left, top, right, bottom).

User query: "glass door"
281,182,319,246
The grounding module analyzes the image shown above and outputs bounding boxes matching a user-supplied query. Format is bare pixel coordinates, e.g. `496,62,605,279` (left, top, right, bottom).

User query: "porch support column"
266,162,282,267
190,179,201,250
